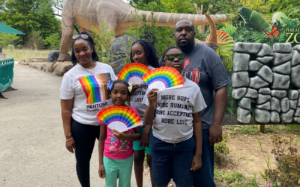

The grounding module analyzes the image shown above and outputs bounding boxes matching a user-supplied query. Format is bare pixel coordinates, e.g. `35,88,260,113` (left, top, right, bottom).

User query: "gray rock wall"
232,43,300,124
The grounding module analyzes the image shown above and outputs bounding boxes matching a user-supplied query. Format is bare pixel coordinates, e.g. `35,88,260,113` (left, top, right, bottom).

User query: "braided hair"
130,40,159,68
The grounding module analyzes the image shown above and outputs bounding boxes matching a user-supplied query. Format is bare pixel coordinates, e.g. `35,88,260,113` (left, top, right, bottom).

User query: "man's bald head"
174,19,195,32
173,19,195,53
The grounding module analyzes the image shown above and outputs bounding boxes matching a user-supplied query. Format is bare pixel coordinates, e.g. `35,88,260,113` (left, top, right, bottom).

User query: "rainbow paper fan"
97,106,143,132
142,67,184,91
118,63,151,84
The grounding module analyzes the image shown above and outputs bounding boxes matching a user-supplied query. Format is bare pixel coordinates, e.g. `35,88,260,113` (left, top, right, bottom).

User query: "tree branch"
52,13,62,17
54,6,62,11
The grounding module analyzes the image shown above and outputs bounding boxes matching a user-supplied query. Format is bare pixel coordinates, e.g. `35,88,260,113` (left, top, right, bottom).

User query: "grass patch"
1,48,53,61
215,167,259,187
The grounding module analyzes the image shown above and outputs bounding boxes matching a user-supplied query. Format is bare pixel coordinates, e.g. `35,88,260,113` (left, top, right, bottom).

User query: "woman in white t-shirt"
60,31,117,187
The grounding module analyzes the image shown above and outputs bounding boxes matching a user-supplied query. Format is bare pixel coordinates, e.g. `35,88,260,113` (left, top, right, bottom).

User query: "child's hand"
139,133,150,147
132,84,140,93
113,129,126,140
147,89,158,108
99,165,105,178
191,155,202,171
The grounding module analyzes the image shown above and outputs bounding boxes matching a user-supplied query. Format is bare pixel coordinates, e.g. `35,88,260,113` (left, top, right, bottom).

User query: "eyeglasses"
164,53,185,61
72,34,89,40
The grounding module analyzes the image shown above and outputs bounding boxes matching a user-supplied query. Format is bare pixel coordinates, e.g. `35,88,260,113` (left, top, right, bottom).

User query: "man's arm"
209,86,227,145
191,112,202,171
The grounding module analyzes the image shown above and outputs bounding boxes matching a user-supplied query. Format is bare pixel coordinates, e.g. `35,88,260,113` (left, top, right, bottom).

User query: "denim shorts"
151,134,195,187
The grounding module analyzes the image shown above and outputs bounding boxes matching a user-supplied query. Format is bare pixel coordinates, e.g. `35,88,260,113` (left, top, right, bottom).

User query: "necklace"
80,62,96,75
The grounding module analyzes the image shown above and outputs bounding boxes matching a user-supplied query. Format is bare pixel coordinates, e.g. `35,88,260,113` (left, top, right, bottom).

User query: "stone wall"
232,43,300,124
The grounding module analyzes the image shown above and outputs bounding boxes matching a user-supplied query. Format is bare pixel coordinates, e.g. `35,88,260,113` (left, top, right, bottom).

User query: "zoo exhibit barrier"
0,58,17,99
231,43,300,132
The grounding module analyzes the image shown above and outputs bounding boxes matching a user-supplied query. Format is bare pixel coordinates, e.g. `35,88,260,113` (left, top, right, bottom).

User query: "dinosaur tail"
204,13,218,48
135,10,231,26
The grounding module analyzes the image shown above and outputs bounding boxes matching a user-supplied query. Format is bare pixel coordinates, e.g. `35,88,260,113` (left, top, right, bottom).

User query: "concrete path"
0,64,152,187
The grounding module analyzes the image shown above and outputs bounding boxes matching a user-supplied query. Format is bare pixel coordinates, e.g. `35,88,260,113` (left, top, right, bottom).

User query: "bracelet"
66,137,73,142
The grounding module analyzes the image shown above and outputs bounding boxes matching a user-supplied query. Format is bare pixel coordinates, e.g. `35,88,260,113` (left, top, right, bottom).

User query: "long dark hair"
71,31,99,66
130,40,159,68
161,46,183,63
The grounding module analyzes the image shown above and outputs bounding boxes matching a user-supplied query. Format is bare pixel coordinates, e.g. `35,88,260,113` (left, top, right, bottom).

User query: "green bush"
0,33,20,48
44,33,60,50
91,19,119,64
214,133,230,166
25,29,44,49
261,134,300,187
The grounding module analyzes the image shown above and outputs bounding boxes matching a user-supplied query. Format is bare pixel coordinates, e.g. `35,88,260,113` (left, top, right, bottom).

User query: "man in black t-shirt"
162,19,231,187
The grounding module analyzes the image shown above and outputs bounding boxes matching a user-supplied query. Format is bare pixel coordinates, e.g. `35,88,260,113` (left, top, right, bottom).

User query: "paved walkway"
0,64,152,187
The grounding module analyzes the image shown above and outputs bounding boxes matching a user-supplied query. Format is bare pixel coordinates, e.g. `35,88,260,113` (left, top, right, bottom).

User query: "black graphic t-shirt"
160,44,231,129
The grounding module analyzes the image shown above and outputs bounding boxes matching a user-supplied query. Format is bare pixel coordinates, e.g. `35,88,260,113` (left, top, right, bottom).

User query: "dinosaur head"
204,13,218,50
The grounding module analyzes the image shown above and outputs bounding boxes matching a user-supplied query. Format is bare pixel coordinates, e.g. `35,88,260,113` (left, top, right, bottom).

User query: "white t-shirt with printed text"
60,62,117,126
143,78,207,143
130,65,155,124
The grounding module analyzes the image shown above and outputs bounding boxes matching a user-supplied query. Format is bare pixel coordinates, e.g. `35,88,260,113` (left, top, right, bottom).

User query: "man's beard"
177,40,192,52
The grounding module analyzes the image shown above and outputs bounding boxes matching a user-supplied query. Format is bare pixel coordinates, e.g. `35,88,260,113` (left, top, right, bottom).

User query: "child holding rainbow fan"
98,80,142,187
129,40,159,187
143,46,207,187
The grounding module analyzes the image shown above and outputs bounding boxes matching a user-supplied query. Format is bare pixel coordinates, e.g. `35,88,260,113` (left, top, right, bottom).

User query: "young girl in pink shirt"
98,80,142,187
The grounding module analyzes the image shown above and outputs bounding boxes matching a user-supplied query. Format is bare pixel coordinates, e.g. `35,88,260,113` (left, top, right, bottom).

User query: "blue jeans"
193,129,215,187
151,135,195,187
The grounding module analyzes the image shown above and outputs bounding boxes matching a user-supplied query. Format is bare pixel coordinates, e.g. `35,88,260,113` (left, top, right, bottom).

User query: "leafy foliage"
214,133,230,166
160,0,195,13
231,26,275,46
261,134,300,187
44,33,60,50
25,29,45,49
0,34,20,48
220,25,237,36
267,0,300,19
126,1,175,58
0,0,61,44
91,20,117,64
281,17,298,29
238,7,270,30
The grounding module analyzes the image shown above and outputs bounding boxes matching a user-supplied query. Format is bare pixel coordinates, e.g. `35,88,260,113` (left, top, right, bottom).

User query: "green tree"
25,29,44,49
267,0,300,19
0,0,61,44
127,1,175,57
0,33,20,48
44,33,61,49
161,0,195,13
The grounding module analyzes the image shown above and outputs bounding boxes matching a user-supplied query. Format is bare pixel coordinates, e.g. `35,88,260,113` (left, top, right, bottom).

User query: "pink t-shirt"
99,107,137,159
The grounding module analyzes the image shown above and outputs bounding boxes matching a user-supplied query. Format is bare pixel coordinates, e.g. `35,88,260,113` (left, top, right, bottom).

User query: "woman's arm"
112,126,142,141
98,125,107,178
61,99,75,153
191,112,203,171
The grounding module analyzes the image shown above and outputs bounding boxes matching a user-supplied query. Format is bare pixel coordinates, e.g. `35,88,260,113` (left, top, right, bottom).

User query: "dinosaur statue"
58,0,231,61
